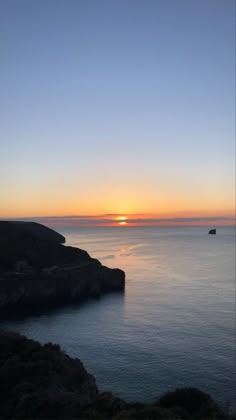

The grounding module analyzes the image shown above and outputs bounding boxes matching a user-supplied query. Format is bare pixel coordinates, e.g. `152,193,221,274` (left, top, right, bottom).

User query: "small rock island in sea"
208,228,216,234
0,221,125,317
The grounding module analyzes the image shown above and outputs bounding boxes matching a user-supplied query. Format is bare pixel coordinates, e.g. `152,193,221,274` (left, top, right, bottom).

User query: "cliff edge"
0,221,125,317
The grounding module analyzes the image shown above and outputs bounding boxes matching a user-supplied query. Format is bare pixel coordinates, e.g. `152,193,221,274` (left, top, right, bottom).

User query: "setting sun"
115,216,128,226
119,221,127,226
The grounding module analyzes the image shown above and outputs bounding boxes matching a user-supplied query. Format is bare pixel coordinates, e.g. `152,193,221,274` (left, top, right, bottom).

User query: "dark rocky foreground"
0,221,125,318
0,331,228,419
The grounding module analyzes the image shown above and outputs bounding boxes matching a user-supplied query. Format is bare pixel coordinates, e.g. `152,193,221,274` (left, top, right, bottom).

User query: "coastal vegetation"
0,331,228,419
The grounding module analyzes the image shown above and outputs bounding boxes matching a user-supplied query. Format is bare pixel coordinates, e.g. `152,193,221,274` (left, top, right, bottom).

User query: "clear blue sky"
0,0,235,218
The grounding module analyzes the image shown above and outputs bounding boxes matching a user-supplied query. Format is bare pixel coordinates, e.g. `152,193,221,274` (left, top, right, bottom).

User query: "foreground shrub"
158,387,226,419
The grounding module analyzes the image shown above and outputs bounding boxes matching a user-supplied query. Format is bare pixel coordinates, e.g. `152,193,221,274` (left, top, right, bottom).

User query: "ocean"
1,226,235,412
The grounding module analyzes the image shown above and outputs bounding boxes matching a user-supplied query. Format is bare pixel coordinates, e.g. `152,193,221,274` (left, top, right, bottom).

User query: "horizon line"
0,214,235,227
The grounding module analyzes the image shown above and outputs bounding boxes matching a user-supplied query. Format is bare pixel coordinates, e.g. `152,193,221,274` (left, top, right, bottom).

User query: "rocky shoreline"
0,330,228,419
0,221,125,318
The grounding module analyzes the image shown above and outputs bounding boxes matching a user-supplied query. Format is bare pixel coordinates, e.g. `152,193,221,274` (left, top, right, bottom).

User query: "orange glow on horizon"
23,215,235,228
118,221,127,226
0,206,235,227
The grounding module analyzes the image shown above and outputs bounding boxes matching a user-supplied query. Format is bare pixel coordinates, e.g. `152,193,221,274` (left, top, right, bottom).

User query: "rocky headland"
0,221,125,318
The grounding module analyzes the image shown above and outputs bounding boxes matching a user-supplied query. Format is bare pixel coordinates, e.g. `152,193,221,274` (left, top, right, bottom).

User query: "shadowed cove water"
1,226,235,411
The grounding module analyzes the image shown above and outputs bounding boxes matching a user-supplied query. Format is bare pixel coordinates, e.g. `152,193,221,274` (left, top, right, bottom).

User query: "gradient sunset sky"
0,0,235,225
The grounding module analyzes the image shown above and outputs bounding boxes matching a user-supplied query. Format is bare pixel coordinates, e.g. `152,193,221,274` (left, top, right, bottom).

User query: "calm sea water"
1,226,235,411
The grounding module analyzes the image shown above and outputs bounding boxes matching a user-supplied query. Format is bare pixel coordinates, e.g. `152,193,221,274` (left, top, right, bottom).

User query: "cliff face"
0,222,125,317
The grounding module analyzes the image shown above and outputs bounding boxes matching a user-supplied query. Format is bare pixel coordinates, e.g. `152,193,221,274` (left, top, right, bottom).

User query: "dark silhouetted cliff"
0,221,125,317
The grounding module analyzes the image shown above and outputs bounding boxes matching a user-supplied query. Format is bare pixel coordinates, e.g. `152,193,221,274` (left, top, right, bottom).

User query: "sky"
0,0,235,226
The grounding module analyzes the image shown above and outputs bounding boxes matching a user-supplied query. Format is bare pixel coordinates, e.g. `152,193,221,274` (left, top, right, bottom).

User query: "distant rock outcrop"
208,229,216,234
0,221,125,318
